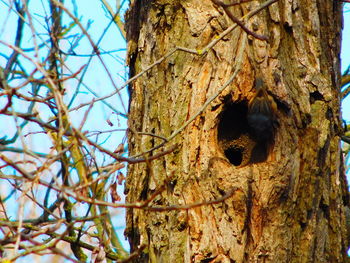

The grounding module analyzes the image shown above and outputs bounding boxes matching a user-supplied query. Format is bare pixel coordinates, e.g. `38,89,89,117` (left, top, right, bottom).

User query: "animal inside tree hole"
217,98,275,166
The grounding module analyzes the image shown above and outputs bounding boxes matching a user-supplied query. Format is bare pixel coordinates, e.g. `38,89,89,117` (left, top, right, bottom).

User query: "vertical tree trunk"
125,0,348,262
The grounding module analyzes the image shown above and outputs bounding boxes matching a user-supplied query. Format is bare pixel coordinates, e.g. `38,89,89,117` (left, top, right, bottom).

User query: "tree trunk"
125,0,348,262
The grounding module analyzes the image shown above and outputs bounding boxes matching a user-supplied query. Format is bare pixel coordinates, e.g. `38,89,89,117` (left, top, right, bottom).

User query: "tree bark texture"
125,0,348,262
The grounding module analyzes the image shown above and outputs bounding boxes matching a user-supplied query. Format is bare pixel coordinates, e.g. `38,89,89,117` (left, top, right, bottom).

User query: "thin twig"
216,0,255,6
52,0,127,115
211,0,275,41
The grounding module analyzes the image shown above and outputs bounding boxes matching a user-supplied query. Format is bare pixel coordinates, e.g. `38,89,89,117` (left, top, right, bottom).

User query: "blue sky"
342,4,350,120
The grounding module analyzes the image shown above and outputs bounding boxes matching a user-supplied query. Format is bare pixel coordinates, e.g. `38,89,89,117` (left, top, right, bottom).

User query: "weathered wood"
125,0,348,262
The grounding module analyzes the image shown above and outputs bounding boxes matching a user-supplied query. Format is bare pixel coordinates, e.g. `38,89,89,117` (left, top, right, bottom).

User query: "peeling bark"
125,0,348,262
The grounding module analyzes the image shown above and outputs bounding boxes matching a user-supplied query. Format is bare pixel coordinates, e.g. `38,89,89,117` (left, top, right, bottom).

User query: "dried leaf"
117,171,125,185
114,143,124,154
110,182,121,202
106,118,113,126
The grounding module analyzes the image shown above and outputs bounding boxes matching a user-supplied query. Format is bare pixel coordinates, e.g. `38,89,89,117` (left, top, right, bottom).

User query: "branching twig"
211,0,270,41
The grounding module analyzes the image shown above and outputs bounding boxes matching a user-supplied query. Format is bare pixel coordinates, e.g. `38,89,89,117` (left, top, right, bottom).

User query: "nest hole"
224,147,243,166
217,101,249,142
217,100,273,166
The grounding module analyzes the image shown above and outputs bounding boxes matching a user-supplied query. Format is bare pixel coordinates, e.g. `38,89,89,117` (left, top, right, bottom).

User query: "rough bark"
125,0,348,262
